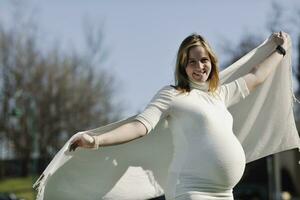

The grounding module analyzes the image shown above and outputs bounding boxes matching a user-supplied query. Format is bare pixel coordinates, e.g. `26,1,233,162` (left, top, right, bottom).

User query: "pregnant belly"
179,132,246,189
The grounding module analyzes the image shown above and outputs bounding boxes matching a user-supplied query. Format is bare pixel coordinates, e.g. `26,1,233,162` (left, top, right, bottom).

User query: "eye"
202,58,209,63
189,60,196,65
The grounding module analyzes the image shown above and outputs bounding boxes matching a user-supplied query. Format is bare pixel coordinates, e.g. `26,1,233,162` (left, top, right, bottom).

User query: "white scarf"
33,36,300,200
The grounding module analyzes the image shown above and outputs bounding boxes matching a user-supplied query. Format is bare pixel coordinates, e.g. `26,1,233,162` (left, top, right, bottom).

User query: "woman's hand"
271,31,289,50
68,131,96,152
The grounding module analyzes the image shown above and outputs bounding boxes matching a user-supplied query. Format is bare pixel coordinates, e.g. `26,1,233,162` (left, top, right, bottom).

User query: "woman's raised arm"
68,120,147,151
243,31,289,92
68,85,174,152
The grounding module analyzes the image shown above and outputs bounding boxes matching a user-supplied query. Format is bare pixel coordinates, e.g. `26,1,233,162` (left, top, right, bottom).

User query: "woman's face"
185,45,212,83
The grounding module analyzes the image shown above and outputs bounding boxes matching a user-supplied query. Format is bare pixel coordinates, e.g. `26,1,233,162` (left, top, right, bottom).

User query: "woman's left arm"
243,31,289,92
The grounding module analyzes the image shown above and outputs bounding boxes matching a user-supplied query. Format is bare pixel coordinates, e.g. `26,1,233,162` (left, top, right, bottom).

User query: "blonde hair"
173,33,220,93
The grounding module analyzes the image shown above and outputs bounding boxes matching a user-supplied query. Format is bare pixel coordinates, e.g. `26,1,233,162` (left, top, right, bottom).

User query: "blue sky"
0,0,299,117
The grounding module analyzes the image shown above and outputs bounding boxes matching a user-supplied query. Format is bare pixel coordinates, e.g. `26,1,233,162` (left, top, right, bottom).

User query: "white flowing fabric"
33,36,300,200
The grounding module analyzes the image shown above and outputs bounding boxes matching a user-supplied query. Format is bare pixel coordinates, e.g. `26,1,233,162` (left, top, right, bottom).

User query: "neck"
188,79,209,92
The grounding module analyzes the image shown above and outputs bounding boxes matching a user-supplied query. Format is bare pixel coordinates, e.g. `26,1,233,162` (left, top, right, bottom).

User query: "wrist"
276,45,286,57
92,135,102,149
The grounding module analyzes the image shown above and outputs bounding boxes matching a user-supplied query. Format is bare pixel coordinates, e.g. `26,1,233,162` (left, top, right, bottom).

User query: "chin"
198,78,209,83
190,75,209,83
194,79,207,83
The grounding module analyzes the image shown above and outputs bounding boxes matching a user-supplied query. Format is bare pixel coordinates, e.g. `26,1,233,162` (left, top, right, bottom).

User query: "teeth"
194,72,205,76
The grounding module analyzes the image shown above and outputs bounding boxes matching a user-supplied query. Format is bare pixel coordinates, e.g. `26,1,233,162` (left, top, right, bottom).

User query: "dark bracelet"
276,45,286,56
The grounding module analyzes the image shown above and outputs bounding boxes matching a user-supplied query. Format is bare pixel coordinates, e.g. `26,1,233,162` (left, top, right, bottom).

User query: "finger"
82,133,94,144
69,143,74,151
71,144,77,151
69,141,78,151
72,145,77,151
272,32,280,39
73,140,79,149
68,141,74,151
70,137,78,145
69,140,76,151
283,32,287,38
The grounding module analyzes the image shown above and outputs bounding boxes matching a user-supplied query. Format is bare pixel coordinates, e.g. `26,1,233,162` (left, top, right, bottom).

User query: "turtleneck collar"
188,78,209,92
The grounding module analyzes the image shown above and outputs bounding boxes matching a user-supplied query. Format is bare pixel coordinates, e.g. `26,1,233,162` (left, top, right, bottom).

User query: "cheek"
208,65,213,77
185,66,192,76
207,64,212,72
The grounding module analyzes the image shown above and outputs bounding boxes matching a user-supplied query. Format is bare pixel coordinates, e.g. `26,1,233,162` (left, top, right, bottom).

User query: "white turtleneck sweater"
134,77,250,200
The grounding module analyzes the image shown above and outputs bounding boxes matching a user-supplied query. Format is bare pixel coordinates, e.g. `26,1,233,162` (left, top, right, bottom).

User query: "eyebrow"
188,56,209,60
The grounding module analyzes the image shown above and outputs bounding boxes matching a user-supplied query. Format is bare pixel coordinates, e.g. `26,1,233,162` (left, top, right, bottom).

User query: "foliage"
0,3,123,177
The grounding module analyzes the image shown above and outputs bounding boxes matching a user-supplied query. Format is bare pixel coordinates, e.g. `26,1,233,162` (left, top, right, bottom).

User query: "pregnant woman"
34,32,300,200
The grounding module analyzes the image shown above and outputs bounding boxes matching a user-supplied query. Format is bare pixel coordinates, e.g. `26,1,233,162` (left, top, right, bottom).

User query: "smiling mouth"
193,71,206,77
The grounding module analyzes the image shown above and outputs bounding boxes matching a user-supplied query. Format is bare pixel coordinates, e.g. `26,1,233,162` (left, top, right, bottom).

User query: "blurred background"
0,0,299,199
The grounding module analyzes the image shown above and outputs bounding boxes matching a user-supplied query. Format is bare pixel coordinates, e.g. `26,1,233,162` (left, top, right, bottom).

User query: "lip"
193,72,206,76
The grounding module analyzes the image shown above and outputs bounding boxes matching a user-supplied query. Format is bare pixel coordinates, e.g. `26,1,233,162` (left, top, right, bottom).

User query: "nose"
195,61,205,70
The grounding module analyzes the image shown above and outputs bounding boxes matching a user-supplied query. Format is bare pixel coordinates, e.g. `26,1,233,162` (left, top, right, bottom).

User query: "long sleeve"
134,85,175,134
